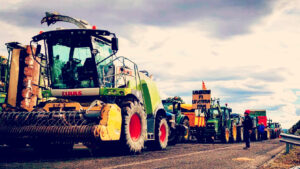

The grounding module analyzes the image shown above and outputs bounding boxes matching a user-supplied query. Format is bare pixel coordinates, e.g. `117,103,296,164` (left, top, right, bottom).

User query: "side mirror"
92,49,99,56
112,37,118,51
36,44,41,56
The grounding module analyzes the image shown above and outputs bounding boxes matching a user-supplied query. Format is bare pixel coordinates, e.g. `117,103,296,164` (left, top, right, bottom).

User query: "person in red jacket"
243,110,253,149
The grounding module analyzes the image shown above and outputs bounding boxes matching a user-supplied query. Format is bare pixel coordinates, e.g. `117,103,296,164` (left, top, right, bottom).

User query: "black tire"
120,99,147,153
168,128,177,145
178,118,190,143
222,128,230,143
196,128,206,143
153,116,169,150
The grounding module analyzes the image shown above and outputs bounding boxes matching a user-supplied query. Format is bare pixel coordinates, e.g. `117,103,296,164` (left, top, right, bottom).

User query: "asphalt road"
0,139,284,169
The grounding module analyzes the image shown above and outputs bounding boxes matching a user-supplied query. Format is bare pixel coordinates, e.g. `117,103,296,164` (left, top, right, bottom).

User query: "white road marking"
103,144,243,169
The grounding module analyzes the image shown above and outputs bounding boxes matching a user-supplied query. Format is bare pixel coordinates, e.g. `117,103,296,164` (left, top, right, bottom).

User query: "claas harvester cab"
0,12,169,153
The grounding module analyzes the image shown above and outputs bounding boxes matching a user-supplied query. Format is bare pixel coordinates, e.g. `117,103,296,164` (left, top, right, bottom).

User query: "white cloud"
116,0,300,129
0,20,40,55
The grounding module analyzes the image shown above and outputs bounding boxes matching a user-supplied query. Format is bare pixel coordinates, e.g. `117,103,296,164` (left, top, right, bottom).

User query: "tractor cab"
34,29,114,88
221,106,231,127
205,107,221,131
206,106,231,129
0,56,8,92
32,29,140,100
230,113,243,126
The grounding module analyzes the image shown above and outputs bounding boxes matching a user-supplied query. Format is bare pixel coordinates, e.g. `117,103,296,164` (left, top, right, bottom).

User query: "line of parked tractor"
0,12,282,155
163,93,282,145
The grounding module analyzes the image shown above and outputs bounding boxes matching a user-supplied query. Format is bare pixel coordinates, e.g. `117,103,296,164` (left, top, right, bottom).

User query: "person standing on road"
258,122,265,141
243,110,253,149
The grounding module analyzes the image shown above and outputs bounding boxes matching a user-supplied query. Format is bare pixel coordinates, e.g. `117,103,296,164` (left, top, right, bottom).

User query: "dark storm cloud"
0,0,276,38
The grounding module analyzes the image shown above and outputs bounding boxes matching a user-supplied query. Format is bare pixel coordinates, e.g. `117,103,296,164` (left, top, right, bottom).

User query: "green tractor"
0,55,8,110
204,101,237,143
0,12,169,153
268,121,282,139
162,98,189,144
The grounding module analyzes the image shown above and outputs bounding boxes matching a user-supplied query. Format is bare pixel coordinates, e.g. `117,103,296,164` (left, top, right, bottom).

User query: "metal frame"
280,133,300,153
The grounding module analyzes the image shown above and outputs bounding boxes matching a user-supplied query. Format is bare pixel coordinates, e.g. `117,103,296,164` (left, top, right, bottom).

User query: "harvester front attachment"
0,103,122,150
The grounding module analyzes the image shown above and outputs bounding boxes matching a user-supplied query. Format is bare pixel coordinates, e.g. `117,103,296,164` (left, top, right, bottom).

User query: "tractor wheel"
120,99,147,153
231,124,237,142
252,129,258,141
238,127,244,142
266,130,271,140
153,116,169,150
168,127,177,145
178,118,190,143
168,134,177,145
222,128,230,143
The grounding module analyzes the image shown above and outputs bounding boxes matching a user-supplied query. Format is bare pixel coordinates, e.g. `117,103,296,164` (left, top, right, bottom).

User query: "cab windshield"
210,108,220,118
48,34,112,89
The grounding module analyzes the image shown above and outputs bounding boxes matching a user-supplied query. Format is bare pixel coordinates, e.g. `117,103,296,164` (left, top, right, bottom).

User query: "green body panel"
249,110,266,117
42,90,52,98
139,73,161,115
99,88,132,96
0,92,6,111
0,92,6,104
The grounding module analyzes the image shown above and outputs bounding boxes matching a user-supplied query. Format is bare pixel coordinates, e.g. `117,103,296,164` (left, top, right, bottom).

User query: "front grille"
206,123,215,129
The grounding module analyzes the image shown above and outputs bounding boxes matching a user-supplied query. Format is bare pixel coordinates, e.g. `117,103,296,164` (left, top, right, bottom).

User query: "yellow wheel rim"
233,126,237,141
184,128,189,140
226,129,229,142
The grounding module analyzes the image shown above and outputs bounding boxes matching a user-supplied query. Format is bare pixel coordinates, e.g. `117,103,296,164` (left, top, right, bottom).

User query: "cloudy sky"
0,0,299,128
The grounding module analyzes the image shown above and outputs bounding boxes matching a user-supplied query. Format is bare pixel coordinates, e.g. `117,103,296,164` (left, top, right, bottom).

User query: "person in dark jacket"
243,110,253,149
258,122,265,141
